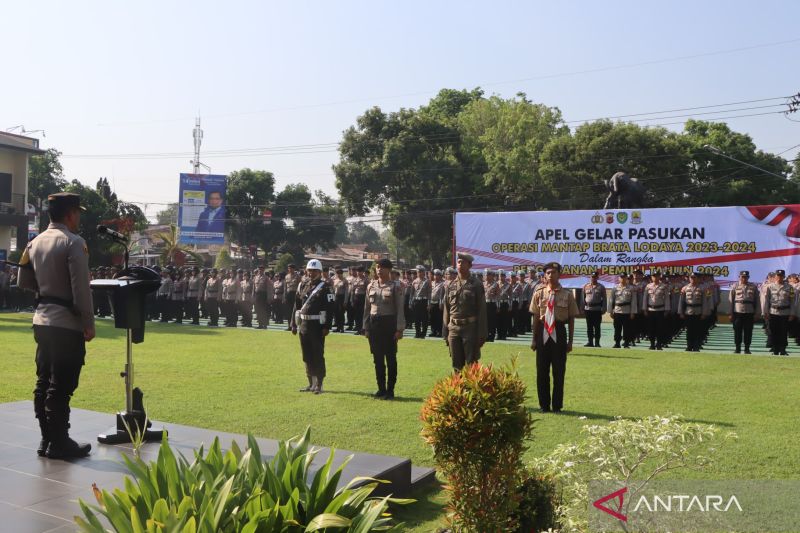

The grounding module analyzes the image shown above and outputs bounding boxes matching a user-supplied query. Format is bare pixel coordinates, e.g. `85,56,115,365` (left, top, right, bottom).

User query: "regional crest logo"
631,211,642,224
616,212,628,224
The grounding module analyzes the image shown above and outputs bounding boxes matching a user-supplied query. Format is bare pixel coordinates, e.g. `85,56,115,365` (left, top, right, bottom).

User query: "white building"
0,132,43,259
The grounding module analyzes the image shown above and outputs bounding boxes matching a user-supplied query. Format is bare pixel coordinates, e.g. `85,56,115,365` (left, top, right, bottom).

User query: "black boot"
45,414,90,459
313,377,324,394
374,367,386,398
37,417,49,457
299,376,313,392
383,389,395,400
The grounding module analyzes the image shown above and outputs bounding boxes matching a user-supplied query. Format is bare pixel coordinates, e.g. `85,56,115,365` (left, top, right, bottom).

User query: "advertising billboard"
178,173,227,245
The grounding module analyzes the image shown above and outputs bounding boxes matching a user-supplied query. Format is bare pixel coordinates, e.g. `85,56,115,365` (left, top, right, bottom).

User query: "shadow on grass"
527,407,736,427
322,390,425,403
390,478,446,530
569,352,644,360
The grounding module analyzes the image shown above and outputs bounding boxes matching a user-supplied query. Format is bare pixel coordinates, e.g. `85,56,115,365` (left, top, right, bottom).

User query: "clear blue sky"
3,0,799,219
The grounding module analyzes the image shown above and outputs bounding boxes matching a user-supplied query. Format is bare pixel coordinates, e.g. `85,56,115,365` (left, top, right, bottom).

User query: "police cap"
415,264,426,272
543,262,561,273
377,258,393,269
776,269,786,277
433,268,442,275
739,271,749,277
456,252,474,265
48,192,86,213
591,270,599,277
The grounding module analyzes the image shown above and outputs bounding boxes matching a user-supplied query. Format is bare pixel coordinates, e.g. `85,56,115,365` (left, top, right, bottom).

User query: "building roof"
0,132,45,155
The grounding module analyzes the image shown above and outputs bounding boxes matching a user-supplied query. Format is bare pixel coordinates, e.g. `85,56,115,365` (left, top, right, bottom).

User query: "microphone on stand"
97,225,129,242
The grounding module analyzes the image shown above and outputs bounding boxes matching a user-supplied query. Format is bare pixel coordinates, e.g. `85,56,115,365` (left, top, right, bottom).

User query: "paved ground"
0,400,433,533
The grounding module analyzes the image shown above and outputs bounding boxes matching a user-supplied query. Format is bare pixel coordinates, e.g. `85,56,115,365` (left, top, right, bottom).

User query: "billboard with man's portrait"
178,173,227,245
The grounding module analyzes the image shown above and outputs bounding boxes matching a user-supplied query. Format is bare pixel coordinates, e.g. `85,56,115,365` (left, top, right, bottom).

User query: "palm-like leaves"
154,224,205,266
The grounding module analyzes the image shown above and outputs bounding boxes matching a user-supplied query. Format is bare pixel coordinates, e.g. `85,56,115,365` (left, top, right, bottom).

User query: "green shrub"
531,414,735,532
420,361,532,533
76,428,411,532
513,467,558,533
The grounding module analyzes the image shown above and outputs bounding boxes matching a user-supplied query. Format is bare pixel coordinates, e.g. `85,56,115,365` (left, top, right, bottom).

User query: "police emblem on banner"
591,212,603,224
616,212,628,224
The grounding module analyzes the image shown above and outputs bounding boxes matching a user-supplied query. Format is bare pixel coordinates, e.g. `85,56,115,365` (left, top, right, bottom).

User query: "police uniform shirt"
679,285,711,316
290,277,334,332
609,284,639,315
484,279,500,303
582,282,606,311
364,279,406,331
430,279,445,305
239,279,254,302
498,280,511,303
530,284,579,323
334,276,349,297
285,272,301,294
187,275,201,299
511,281,524,303
644,282,671,312
729,281,760,315
353,276,368,296
273,278,285,301
412,277,431,300
764,282,797,316
157,276,173,297
171,278,186,301
442,275,488,339
17,222,94,333
204,277,220,299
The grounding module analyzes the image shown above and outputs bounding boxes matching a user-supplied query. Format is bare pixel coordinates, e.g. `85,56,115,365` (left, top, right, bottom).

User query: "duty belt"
414,297,428,301
300,314,320,320
686,303,702,307
36,295,79,316
450,316,477,326
771,306,790,311
486,299,498,303
617,302,631,307
735,299,755,304
430,299,440,305
648,305,665,310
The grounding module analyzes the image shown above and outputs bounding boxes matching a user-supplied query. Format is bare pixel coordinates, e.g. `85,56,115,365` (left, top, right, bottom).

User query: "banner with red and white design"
454,205,800,288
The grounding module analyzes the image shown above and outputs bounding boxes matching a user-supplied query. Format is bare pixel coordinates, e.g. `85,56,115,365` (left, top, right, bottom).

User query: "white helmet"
306,259,323,271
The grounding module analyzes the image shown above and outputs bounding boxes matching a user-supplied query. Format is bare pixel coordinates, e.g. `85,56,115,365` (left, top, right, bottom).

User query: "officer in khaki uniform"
644,270,671,350
333,267,349,332
678,272,712,351
429,269,445,337
363,258,405,399
17,192,94,459
443,253,488,370
581,271,606,347
185,267,201,325
608,273,638,348
411,265,431,338
764,269,797,356
530,262,579,413
483,269,500,342
728,270,760,354
291,260,335,393
284,264,301,330
204,268,221,326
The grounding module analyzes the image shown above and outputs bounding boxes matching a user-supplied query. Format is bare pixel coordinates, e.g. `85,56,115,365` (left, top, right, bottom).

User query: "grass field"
2,312,799,531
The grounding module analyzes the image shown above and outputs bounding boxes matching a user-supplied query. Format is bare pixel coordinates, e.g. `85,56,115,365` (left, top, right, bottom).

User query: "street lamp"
702,145,787,180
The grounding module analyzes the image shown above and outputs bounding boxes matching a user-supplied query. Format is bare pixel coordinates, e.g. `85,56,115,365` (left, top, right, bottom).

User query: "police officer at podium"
17,192,94,459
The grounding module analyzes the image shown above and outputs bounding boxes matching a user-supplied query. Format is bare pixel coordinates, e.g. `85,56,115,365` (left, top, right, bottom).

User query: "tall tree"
155,203,179,225
28,148,67,231
335,89,488,265
225,168,284,259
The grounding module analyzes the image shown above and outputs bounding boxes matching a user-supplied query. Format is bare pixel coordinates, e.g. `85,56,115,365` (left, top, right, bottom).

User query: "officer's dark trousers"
158,296,170,321
404,302,413,329
486,302,498,341
368,315,398,392
585,310,602,344
428,304,442,337
612,313,631,345
173,300,184,323
206,298,219,326
413,299,428,337
685,314,702,350
522,301,531,333
186,297,199,324
33,326,85,441
284,292,296,328
299,322,326,380
353,294,366,331
255,293,269,327
240,301,253,327
346,301,354,329
334,295,346,331
732,312,754,350
534,322,567,411
768,314,789,354
509,302,520,336
498,303,509,339
647,310,665,347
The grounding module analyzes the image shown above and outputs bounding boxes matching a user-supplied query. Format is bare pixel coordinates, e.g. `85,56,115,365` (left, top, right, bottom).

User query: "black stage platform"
0,401,435,533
